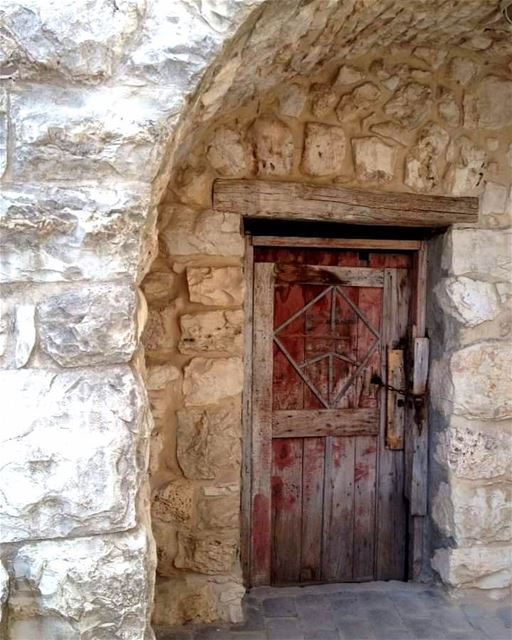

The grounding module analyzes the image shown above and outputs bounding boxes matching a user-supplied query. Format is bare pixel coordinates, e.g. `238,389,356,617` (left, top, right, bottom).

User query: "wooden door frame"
241,233,429,586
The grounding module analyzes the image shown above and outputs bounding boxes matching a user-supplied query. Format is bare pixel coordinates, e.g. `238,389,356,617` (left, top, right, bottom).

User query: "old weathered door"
248,244,426,586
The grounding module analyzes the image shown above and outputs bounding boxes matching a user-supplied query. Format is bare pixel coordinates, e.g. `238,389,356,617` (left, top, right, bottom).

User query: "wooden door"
248,245,426,586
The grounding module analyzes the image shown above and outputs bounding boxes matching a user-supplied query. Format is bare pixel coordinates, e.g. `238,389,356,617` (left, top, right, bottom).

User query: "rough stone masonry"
0,1,511,638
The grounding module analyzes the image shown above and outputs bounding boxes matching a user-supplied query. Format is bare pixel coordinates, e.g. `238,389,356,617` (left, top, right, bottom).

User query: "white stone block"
432,546,512,590
301,123,346,176
434,277,500,327
444,229,512,281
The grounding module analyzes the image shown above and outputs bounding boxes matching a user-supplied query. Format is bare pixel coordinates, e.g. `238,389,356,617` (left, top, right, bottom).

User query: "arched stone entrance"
0,1,510,638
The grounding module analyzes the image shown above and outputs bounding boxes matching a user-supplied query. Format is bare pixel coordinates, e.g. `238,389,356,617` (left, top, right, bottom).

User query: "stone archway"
0,2,510,638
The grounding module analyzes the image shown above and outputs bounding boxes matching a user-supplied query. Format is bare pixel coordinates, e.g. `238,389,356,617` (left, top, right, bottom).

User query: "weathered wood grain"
353,436,377,581
272,408,379,438
276,264,384,287
386,349,405,450
301,437,325,582
252,236,422,251
214,179,479,226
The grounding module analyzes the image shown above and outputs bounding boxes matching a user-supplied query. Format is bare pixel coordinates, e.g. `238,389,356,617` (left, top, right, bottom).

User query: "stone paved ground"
154,581,512,640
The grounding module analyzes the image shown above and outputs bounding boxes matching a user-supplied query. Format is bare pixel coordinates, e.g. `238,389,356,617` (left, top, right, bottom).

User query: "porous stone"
162,207,243,257
301,123,346,176
142,307,175,354
476,77,512,128
0,184,152,283
352,136,397,183
0,367,147,542
405,122,450,191
450,342,512,420
310,83,338,118
0,560,8,626
445,136,487,195
183,356,243,407
187,266,244,306
278,83,308,117
336,82,381,122
152,479,194,524
434,277,500,327
447,57,477,86
38,283,137,367
177,403,241,479
7,528,154,639
444,229,512,281
432,546,512,590
438,87,460,127
206,127,252,177
175,532,238,574
179,309,243,354
383,82,433,128
250,116,294,176
153,577,217,626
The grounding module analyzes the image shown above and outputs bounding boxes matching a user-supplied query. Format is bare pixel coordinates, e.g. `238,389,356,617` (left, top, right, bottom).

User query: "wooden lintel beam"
213,179,479,227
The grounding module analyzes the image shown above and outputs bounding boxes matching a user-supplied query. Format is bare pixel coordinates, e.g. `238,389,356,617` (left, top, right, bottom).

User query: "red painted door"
250,246,415,586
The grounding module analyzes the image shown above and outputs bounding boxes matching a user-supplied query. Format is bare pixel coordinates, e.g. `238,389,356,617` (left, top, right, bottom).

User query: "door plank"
276,264,384,287
272,408,379,438
322,436,355,582
271,438,303,584
301,437,325,582
353,436,378,581
386,349,405,450
250,262,274,586
376,268,409,580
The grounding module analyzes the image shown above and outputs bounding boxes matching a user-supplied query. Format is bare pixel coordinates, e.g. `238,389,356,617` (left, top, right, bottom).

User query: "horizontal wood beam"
276,264,384,287
252,236,423,251
272,408,379,438
214,180,479,227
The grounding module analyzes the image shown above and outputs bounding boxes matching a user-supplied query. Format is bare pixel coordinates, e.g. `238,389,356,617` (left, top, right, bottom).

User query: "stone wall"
0,1,511,637
147,44,512,623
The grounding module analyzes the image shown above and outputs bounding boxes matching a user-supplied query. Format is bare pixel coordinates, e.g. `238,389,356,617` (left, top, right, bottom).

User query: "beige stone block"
335,65,364,85
175,532,238,574
369,121,408,145
336,82,381,122
476,77,512,129
179,310,243,354
142,272,177,305
405,122,450,192
163,207,243,257
311,83,338,118
153,577,217,625
177,404,241,479
481,181,508,216
438,88,460,127
432,546,512,590
278,83,308,118
152,479,194,524
383,82,433,128
352,136,397,183
206,127,252,177
447,56,477,86
250,116,294,176
176,169,213,208
142,307,176,353
187,266,244,306
301,123,346,176
198,493,240,530
451,342,512,420
146,363,181,391
445,136,487,196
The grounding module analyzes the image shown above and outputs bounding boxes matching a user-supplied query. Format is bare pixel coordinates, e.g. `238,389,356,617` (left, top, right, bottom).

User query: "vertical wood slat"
241,238,254,583
353,436,377,581
250,261,275,586
376,268,409,580
301,438,325,582
271,438,303,584
386,349,405,450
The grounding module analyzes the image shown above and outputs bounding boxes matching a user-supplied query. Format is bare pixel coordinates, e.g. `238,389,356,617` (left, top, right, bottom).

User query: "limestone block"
142,271,177,305
0,89,6,178
445,137,487,196
146,363,181,391
7,528,154,639
336,82,381,122
444,229,512,281
454,484,511,544
198,494,240,530
405,123,450,191
434,277,500,327
0,560,8,626
435,421,512,481
0,367,147,543
179,310,243,354
162,207,243,257
177,404,241,479
0,304,37,369
0,184,151,283
335,65,364,85
352,136,397,183
11,84,167,181
277,83,308,118
0,0,141,81
38,283,137,367
152,479,194,524
176,169,214,208
369,122,408,145
187,266,245,306
451,342,512,420
142,307,176,354
383,82,433,128
250,116,294,176
183,357,243,406
211,579,245,623
206,127,252,177
301,123,346,176
175,532,238,574
481,181,508,216
432,546,512,590
311,83,338,118
462,93,478,130
447,57,477,86
438,88,460,127
153,577,217,626
476,77,512,129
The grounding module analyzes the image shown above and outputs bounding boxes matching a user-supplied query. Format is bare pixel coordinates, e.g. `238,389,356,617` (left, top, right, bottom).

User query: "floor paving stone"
154,581,510,640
